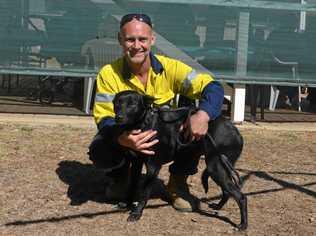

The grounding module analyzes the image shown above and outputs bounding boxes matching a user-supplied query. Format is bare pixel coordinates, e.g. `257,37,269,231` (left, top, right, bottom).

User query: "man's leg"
167,147,201,212
88,133,131,202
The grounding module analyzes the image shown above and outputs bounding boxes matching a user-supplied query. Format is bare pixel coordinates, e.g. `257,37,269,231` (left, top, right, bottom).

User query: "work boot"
166,174,196,212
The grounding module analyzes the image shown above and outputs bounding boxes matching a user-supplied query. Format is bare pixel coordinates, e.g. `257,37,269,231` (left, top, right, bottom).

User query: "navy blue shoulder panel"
198,81,224,120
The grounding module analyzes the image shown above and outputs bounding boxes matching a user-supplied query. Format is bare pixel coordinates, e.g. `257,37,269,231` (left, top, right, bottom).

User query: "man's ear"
143,95,155,108
118,32,123,46
151,32,156,46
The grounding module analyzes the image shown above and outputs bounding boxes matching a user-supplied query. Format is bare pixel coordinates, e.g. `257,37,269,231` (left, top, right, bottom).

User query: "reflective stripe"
95,93,115,103
182,69,198,93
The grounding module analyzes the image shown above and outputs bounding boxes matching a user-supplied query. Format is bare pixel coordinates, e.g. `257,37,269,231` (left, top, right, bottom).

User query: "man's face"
119,19,155,65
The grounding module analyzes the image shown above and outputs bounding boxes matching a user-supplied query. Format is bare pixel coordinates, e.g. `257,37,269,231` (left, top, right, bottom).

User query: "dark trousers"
88,132,200,177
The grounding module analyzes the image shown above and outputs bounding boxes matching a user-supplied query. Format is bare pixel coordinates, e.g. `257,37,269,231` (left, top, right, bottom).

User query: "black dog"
113,90,247,230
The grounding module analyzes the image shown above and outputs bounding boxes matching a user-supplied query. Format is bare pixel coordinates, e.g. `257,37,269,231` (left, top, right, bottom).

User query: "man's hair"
120,13,152,29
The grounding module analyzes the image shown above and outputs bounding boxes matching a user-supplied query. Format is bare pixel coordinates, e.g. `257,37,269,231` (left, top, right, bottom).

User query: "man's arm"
187,81,224,141
198,81,224,120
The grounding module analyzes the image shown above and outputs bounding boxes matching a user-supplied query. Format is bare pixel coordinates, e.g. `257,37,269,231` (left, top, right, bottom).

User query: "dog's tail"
201,169,210,193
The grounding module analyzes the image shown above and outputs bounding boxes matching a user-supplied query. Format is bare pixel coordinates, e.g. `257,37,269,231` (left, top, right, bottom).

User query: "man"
89,13,224,212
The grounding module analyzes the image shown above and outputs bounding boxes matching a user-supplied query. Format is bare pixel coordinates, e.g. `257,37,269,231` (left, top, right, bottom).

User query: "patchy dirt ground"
0,116,315,236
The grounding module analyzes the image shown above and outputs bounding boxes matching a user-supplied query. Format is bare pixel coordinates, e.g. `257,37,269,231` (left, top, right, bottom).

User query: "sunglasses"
120,13,152,29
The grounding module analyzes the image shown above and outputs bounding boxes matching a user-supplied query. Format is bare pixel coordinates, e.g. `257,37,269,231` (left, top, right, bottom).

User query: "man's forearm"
198,81,224,120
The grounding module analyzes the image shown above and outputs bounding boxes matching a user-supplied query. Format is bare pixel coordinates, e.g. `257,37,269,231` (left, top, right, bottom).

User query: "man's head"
118,14,155,65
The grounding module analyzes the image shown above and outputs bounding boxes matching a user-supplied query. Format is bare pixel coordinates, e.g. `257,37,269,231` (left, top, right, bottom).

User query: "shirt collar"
122,52,164,80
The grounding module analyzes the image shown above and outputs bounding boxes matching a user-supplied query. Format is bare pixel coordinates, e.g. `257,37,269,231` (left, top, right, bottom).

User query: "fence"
1,0,316,121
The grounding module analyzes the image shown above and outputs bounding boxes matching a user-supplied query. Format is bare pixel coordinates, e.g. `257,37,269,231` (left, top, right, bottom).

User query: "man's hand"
182,110,210,142
118,129,159,155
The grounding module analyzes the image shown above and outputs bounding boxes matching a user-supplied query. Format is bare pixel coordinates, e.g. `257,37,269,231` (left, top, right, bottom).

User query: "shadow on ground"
55,160,171,205
4,160,171,227
238,168,316,198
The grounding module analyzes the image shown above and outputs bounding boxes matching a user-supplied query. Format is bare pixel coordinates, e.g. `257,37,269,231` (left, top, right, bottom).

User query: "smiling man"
89,13,224,212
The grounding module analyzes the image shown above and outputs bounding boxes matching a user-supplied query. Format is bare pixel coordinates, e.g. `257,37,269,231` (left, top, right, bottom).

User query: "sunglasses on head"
120,13,152,29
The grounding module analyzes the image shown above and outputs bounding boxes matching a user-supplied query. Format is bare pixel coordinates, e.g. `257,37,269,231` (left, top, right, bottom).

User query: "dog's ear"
143,95,155,108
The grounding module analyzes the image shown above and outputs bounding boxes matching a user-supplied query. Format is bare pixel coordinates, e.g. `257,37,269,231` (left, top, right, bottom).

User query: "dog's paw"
236,223,248,231
127,212,142,222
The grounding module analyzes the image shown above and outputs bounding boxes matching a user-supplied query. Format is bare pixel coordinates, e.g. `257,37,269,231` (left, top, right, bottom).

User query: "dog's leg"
127,160,161,222
128,158,143,207
127,157,146,222
216,179,247,230
206,155,248,230
208,189,230,210
204,160,230,210
229,185,247,231
202,169,230,210
201,169,210,193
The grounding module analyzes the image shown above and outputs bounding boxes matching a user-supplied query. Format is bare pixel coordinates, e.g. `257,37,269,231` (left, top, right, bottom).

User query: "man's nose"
133,39,141,49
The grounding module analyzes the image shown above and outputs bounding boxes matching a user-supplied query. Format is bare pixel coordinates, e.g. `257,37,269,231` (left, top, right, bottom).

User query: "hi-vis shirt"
93,53,224,130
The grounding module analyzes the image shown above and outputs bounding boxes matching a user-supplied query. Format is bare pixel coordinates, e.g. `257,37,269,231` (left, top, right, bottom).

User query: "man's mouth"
128,51,145,57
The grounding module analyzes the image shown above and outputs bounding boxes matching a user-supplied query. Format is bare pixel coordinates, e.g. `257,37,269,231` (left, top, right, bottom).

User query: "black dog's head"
113,90,154,126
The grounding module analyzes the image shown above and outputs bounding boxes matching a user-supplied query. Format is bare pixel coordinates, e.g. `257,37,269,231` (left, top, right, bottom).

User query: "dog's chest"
142,113,180,162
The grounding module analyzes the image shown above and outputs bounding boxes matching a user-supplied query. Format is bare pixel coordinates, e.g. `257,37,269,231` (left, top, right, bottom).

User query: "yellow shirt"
93,53,214,124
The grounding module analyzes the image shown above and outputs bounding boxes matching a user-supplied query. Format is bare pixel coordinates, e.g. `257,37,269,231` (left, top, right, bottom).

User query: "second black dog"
113,90,247,230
